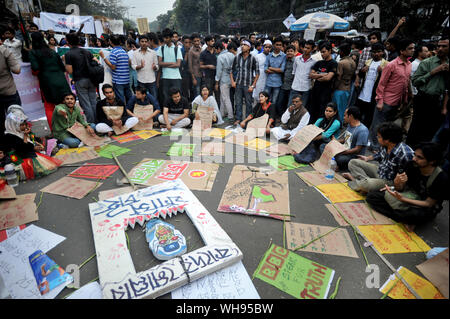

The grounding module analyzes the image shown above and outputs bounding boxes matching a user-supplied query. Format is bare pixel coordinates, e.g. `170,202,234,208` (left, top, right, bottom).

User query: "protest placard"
167,143,196,157
68,163,119,180
67,122,109,147
245,114,269,137
96,144,131,159
200,142,225,157
311,139,347,173
296,170,347,186
0,194,37,231
325,203,395,226
132,105,154,130
416,249,449,299
316,183,365,203
244,138,273,151
288,124,324,153
41,177,102,199
266,155,308,171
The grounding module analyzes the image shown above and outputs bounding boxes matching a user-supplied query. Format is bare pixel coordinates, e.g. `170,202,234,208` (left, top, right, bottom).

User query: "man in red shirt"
369,38,415,151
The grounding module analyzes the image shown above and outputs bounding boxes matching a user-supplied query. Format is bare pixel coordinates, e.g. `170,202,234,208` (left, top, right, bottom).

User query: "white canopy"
291,12,349,31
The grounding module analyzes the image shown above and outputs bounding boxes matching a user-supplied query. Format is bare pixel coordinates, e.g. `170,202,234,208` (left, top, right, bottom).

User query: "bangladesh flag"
252,185,275,203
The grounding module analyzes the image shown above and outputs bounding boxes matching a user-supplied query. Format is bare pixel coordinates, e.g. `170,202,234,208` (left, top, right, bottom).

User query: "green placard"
129,159,166,184
266,155,308,171
167,143,196,157
253,244,335,299
96,144,131,159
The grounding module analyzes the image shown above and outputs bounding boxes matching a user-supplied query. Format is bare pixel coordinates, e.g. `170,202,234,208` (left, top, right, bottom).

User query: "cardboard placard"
246,114,269,137
311,139,348,173
296,170,347,186
0,194,37,231
224,133,252,146
208,128,232,139
124,159,219,191
167,143,196,157
111,131,141,144
54,149,100,165
325,203,395,226
102,106,123,121
218,165,290,220
199,142,225,157
68,163,119,180
266,155,308,171
133,129,161,140
286,222,358,258
357,224,431,254
288,124,324,153
316,183,365,203
244,138,273,151
0,182,16,200
98,186,135,201
196,105,214,130
96,144,131,159
265,143,292,158
67,122,109,147
132,104,154,131
192,119,203,138
40,176,102,199
416,249,449,299
253,244,335,299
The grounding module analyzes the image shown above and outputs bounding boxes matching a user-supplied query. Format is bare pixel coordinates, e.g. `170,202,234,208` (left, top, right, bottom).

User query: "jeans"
234,85,253,122
276,88,291,117
138,81,158,100
264,86,281,106
74,78,97,124
130,68,138,92
62,123,96,148
0,91,21,138
192,76,202,98
161,79,182,105
369,103,398,150
113,83,133,106
219,83,233,119
289,90,310,110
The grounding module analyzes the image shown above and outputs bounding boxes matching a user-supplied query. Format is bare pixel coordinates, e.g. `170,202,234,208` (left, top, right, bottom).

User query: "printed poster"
253,244,335,299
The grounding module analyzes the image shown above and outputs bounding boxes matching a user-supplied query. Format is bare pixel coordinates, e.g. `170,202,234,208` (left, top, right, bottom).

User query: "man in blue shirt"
100,35,132,105
264,37,286,106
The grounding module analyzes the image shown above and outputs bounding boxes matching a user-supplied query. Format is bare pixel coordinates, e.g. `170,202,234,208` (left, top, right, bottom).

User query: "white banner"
108,20,124,35
39,12,96,34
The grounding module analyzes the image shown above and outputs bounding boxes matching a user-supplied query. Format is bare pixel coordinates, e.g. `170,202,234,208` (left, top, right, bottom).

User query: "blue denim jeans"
264,86,281,105
113,83,133,105
138,81,158,100
234,85,253,122
61,124,97,148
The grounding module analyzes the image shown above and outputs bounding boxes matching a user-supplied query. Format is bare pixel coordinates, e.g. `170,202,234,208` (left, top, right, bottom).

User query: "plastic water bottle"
58,143,69,149
4,164,18,187
325,157,337,180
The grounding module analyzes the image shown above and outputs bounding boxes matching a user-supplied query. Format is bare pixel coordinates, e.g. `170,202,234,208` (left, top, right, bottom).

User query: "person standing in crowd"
180,35,192,101
157,28,183,105
309,41,338,124
253,40,272,107
355,31,383,82
333,42,356,123
215,41,236,122
29,32,71,131
231,39,260,126
355,43,389,127
264,37,286,106
277,44,296,118
132,35,159,100
2,27,22,62
410,43,430,95
100,35,131,105
407,37,449,147
385,36,401,62
126,38,139,93
370,38,414,151
0,39,21,139
290,40,316,109
47,35,58,51
200,35,217,93
158,87,191,130
64,32,98,124
188,33,202,98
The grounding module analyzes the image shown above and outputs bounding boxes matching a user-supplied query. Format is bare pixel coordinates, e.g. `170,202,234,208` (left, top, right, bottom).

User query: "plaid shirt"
373,142,414,180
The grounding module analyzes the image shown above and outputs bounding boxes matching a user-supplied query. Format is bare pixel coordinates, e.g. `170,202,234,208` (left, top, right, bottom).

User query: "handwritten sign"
0,183,16,199
55,148,100,165
286,222,358,258
133,104,154,130
325,203,395,226
102,106,128,135
246,114,269,137
288,124,324,153
416,248,449,299
311,139,347,173
67,122,109,147
111,131,141,144
266,155,307,171
244,138,273,151
197,105,214,130
265,143,292,158
40,176,102,199
316,183,365,203
296,171,347,186
171,261,260,299
0,194,37,231
208,128,232,139
96,144,131,159
380,266,445,299
133,129,161,140
224,133,252,146
68,163,119,180
253,244,335,299
358,224,431,254
167,143,196,157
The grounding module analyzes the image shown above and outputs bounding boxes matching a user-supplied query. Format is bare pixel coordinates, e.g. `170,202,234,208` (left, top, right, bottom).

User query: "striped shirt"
232,53,259,87
109,47,130,85
373,142,414,180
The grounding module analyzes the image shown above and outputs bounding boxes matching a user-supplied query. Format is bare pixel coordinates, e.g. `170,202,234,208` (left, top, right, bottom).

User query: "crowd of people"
0,17,449,231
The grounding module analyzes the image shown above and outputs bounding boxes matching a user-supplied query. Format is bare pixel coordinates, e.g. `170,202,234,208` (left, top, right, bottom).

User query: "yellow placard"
55,146,90,156
316,183,365,203
358,224,431,254
244,138,272,150
134,129,161,140
207,128,232,139
380,267,445,299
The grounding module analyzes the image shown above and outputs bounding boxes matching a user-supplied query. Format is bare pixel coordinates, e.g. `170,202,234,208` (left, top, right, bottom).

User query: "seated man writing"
343,122,414,193
52,93,96,148
271,94,310,141
158,88,191,130
96,84,138,136
366,142,449,232
126,86,161,129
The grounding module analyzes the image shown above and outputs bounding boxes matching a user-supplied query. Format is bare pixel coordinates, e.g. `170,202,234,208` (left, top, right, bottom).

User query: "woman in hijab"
2,105,61,180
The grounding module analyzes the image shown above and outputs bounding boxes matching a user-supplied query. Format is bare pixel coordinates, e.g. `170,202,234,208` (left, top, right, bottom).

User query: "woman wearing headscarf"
29,32,71,131
2,105,61,180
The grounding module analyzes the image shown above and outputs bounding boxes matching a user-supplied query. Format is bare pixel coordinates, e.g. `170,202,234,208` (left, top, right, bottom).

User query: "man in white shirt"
289,40,316,108
2,27,22,62
132,35,159,99
271,95,310,141
253,40,272,105
411,44,430,96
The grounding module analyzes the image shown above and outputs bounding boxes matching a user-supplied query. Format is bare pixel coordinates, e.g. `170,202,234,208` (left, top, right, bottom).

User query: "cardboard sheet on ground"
218,165,290,220
265,143,292,158
325,203,395,226
0,194,37,231
311,139,348,173
288,124,324,153
358,224,431,254
224,133,252,146
245,114,269,137
133,129,161,140
67,122,109,147
171,260,260,299
296,170,347,186
0,225,66,299
286,222,358,258
55,146,91,156
200,142,225,157
40,176,102,199
416,248,449,299
66,281,103,299
68,163,119,180
96,144,131,159
244,137,273,151
124,159,218,191
55,148,100,165
111,131,141,144
380,266,445,299
0,183,16,199
98,186,135,201
253,244,335,299
161,128,185,136
266,155,308,171
316,183,365,203
132,104,154,130
208,128,232,139
167,143,196,157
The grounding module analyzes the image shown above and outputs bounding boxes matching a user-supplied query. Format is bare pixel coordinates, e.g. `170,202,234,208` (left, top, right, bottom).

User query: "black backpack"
81,49,104,86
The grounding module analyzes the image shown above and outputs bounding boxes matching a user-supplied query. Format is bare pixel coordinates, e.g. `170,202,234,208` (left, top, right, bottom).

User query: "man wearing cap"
264,36,286,107
231,39,260,126
253,40,272,105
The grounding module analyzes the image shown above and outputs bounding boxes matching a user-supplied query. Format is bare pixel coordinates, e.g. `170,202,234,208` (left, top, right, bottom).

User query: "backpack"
81,49,104,86
161,44,179,62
